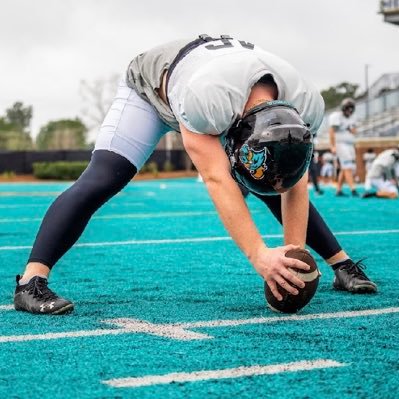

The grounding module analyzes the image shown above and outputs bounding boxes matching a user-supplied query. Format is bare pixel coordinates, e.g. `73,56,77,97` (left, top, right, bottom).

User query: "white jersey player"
328,98,358,196
15,35,377,316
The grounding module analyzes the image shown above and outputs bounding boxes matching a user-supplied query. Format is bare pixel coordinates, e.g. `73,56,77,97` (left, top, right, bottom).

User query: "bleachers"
316,87,399,149
356,107,399,137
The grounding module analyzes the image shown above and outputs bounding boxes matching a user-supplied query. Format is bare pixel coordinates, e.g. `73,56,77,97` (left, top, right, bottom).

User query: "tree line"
0,102,88,151
0,80,359,151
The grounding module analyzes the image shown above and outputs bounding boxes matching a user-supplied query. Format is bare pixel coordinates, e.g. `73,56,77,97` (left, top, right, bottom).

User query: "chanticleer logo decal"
239,144,268,179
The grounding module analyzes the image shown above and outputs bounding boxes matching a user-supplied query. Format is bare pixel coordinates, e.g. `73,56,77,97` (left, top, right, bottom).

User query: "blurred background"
0,0,398,180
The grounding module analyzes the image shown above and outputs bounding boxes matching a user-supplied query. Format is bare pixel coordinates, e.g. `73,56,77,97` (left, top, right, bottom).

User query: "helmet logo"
239,144,268,179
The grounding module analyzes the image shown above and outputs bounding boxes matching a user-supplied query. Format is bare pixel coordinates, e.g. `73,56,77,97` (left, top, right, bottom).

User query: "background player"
363,147,399,199
320,151,335,184
329,98,358,196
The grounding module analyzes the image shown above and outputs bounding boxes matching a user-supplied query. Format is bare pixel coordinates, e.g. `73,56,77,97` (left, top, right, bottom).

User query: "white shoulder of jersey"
328,111,341,128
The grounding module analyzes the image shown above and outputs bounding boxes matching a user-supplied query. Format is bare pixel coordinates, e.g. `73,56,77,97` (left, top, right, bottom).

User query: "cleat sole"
13,303,74,315
51,304,74,315
333,283,378,294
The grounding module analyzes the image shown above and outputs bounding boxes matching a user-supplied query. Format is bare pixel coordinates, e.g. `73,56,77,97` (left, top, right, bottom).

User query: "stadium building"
317,72,399,180
380,0,399,25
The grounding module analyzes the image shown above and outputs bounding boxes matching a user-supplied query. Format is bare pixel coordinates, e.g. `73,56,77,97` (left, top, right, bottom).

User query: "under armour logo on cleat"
40,302,55,312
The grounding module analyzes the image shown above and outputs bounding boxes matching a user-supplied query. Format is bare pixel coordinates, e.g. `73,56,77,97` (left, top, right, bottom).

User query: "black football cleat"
14,275,74,315
333,260,377,294
362,191,377,198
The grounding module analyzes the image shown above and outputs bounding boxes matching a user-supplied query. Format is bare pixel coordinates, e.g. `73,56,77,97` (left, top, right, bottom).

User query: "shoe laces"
27,278,58,301
339,259,368,279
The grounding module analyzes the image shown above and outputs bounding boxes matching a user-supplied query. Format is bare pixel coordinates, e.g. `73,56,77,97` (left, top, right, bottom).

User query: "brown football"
264,248,320,313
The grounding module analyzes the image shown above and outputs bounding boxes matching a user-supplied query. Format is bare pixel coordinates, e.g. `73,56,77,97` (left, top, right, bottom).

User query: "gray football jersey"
126,39,189,131
126,37,325,135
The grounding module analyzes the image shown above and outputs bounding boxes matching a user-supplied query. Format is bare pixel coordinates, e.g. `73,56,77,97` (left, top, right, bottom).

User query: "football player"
329,98,359,196
14,35,377,315
362,147,399,199
320,151,335,184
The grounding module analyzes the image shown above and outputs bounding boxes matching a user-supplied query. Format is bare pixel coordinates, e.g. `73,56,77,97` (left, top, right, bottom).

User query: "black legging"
28,150,341,268
254,193,341,259
28,151,136,268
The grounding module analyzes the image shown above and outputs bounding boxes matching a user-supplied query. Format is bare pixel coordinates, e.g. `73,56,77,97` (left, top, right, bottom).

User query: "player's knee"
68,151,137,204
75,170,130,203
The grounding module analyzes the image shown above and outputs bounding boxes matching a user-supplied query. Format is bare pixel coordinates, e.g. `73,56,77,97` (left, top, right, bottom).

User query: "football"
264,248,320,313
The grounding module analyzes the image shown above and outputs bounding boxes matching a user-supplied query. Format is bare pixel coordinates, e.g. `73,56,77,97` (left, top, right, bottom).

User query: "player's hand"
251,244,310,301
330,146,336,154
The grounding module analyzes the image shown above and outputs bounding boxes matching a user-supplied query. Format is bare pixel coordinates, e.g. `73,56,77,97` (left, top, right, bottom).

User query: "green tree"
5,102,33,132
36,119,88,150
321,82,359,110
0,116,32,150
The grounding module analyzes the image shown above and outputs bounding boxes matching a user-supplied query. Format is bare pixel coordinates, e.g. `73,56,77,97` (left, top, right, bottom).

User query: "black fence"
0,149,192,174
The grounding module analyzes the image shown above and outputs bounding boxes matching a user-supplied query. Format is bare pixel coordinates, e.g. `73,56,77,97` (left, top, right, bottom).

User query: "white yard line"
102,359,347,388
0,328,125,343
0,218,43,223
0,305,14,311
0,192,62,197
100,318,211,341
177,307,399,329
1,229,399,251
0,307,397,343
0,202,147,211
0,210,221,223
0,204,50,209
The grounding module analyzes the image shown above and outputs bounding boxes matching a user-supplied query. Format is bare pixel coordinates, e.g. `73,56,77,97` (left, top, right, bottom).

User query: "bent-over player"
363,147,399,199
14,35,377,315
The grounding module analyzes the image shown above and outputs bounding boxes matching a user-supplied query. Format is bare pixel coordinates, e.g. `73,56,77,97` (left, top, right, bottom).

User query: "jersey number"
205,35,254,50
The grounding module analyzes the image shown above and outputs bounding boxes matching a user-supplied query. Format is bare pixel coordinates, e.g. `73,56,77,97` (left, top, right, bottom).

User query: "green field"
0,179,398,398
